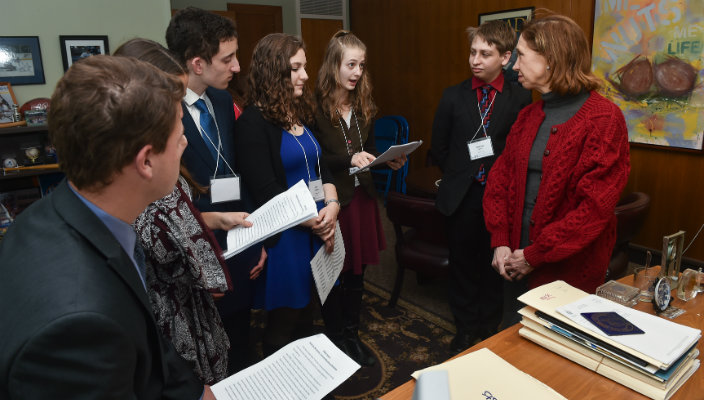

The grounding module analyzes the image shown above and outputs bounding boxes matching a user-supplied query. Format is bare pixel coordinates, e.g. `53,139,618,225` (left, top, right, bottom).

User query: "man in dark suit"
0,56,211,399
166,7,266,373
431,20,532,353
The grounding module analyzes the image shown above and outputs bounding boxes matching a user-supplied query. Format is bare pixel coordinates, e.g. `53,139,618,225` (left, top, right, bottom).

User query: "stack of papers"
517,281,701,400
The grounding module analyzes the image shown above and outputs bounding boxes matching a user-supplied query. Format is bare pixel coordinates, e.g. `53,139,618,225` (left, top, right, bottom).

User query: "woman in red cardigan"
483,12,630,327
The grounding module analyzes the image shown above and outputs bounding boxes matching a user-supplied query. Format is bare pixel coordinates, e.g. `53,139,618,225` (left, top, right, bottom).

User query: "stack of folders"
517,281,701,400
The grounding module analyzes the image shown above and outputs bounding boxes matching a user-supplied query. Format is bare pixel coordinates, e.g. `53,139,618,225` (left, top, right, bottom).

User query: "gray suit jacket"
0,180,202,399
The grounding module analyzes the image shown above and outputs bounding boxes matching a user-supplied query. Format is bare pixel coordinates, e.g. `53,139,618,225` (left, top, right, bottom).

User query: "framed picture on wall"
0,82,19,124
478,7,533,29
59,35,110,72
0,36,46,85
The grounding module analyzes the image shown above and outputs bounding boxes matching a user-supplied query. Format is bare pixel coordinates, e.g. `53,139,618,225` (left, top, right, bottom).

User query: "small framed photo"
0,82,19,125
0,36,46,85
662,230,685,282
478,7,534,29
59,35,110,71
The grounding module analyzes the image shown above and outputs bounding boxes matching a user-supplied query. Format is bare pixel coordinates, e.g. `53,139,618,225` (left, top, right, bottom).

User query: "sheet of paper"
224,180,317,259
411,348,566,400
412,369,450,400
311,221,345,305
556,295,701,367
212,333,360,400
349,140,423,175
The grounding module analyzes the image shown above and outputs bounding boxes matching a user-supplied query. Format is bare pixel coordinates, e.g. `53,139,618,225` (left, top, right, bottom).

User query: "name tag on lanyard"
210,174,241,203
308,179,325,202
467,136,494,160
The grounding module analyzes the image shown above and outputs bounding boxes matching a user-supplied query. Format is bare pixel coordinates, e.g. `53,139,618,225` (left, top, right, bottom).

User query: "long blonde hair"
315,30,377,126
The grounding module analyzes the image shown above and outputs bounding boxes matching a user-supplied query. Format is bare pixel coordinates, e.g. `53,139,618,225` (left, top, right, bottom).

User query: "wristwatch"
652,276,672,313
325,199,341,207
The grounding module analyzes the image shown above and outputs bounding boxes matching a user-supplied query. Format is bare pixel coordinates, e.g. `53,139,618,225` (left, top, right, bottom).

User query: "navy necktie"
479,85,493,131
193,99,221,166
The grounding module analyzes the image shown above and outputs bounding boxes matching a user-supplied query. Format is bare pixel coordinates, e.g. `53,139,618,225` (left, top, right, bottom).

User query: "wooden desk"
381,276,704,400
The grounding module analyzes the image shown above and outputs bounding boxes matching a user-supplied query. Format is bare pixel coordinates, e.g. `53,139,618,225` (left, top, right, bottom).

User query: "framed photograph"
59,35,110,71
0,82,18,125
0,36,45,85
662,230,685,282
479,7,534,30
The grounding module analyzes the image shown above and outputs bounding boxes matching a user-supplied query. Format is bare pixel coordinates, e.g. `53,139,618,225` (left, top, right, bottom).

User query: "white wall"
0,0,172,104
170,0,298,34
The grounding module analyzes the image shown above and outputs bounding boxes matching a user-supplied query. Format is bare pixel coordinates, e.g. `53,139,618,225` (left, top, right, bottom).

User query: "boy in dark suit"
0,56,211,399
166,7,266,373
431,20,532,353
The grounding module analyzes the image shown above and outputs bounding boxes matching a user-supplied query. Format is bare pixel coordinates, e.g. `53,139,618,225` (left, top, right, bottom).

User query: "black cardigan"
234,105,335,210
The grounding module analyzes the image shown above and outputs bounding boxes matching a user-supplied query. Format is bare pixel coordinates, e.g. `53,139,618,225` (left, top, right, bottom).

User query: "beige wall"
0,0,172,104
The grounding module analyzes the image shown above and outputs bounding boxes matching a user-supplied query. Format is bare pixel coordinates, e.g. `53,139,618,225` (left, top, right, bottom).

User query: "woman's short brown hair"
520,11,601,95
49,55,185,190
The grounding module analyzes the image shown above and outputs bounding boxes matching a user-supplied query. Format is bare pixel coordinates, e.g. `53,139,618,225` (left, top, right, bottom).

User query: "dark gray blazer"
0,181,202,399
431,74,532,216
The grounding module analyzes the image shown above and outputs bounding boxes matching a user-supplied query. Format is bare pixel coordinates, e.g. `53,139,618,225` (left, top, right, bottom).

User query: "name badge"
467,137,494,161
210,174,241,203
308,179,325,202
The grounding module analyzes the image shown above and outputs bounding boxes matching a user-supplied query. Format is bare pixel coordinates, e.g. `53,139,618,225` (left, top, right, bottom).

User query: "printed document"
224,180,317,259
349,140,423,175
212,334,360,400
311,221,345,305
556,295,701,367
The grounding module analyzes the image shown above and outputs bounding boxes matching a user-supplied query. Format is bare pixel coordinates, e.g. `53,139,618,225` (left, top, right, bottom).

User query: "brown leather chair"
386,191,449,307
607,192,651,280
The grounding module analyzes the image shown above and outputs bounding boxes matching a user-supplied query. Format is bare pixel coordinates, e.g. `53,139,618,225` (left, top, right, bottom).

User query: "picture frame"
662,230,686,284
478,7,534,29
59,35,110,72
0,82,19,125
0,36,45,85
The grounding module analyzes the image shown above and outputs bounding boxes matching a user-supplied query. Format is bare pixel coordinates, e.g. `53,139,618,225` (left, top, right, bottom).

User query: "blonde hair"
315,30,377,126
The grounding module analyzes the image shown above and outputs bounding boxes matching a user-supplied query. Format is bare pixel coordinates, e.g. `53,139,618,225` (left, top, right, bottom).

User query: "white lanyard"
336,108,365,155
471,90,497,141
191,100,237,178
289,126,322,183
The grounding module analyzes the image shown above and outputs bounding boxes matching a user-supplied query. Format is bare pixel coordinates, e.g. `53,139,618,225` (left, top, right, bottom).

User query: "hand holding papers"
349,140,423,175
212,334,360,400
224,180,317,259
311,221,345,305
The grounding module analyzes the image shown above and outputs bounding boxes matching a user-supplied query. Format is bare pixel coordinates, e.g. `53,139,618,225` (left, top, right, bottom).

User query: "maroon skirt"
338,187,387,275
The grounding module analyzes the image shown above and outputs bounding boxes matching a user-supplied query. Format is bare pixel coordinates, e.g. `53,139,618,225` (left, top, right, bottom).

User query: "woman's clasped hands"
492,246,534,282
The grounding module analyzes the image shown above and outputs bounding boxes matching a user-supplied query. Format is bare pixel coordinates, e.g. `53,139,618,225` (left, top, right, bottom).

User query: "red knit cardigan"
483,91,630,293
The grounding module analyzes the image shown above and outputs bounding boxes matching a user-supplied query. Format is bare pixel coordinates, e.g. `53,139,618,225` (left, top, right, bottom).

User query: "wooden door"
301,18,344,89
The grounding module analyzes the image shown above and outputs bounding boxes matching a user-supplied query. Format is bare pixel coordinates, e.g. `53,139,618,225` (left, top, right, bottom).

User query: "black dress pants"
446,183,503,338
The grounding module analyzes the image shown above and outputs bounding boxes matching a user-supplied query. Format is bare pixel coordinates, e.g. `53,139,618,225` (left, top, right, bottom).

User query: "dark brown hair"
49,55,185,190
246,33,314,129
114,38,186,75
466,20,517,54
316,30,377,126
520,10,601,95
166,7,238,65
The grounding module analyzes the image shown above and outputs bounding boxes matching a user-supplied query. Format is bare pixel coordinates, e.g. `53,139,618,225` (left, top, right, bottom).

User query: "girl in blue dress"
235,33,340,355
